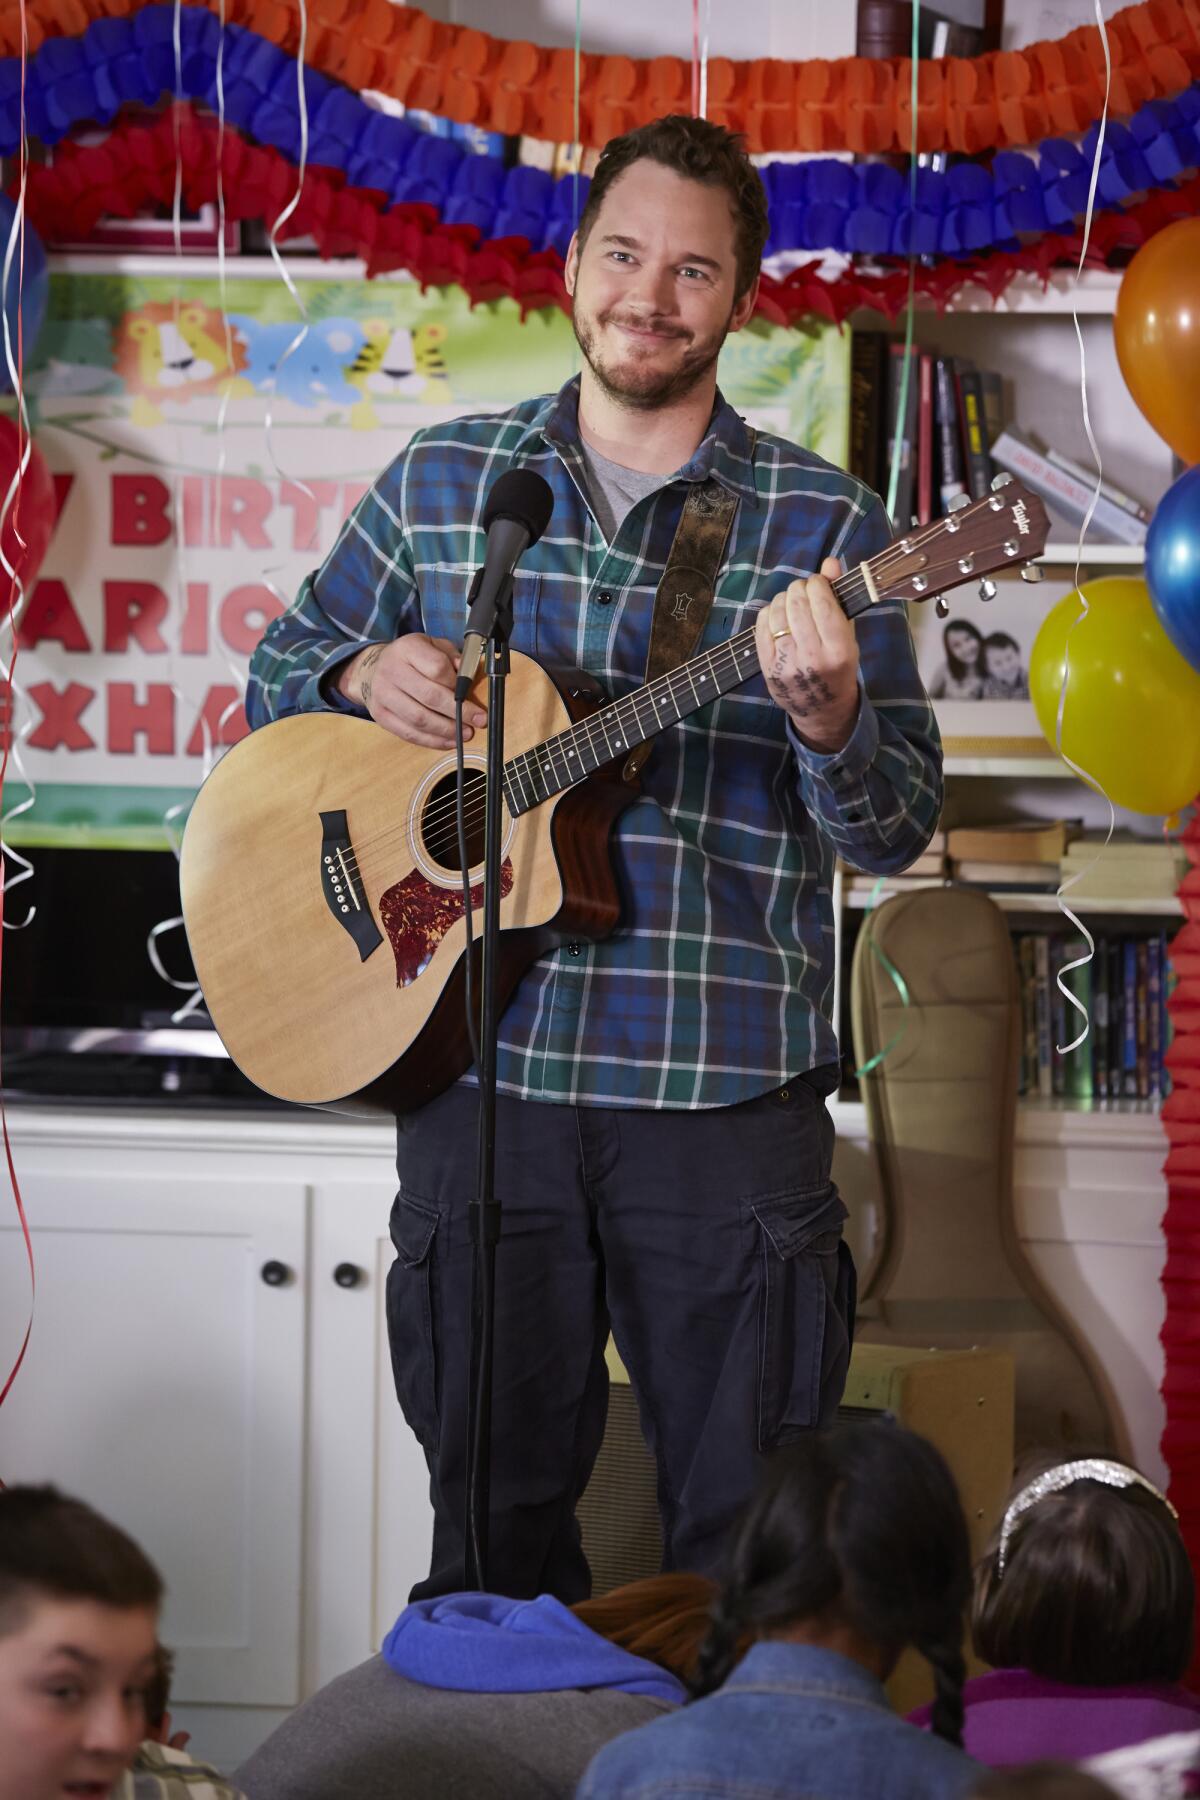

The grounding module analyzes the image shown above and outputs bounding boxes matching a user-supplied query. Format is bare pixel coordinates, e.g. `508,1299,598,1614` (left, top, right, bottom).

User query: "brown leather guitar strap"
622,433,754,783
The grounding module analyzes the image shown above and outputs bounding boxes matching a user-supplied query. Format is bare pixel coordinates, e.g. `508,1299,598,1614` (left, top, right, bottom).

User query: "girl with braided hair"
579,1422,980,1800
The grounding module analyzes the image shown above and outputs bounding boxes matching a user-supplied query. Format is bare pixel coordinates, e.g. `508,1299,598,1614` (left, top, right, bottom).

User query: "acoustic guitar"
180,478,1049,1112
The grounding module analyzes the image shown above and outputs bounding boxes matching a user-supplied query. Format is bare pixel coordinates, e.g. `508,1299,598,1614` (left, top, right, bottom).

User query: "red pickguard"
379,862,514,988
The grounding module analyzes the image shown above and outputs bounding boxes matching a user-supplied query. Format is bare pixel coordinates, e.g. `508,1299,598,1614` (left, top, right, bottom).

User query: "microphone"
454,469,555,702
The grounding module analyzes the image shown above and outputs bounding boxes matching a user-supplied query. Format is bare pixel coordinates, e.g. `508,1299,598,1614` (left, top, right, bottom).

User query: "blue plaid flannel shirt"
246,377,942,1108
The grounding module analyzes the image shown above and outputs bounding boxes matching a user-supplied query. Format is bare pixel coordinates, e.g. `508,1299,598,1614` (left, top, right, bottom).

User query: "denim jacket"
577,1641,981,1800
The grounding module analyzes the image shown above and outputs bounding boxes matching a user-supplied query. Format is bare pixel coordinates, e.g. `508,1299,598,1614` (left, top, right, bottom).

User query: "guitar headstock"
852,476,1051,616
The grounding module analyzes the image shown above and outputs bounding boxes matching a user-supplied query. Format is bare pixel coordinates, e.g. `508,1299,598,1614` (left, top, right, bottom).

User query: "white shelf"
843,881,1182,917
939,270,1123,317
1040,542,1145,566
942,755,1071,778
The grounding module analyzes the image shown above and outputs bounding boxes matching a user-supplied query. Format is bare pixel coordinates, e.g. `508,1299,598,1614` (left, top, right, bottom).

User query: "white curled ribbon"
263,0,317,505
1,88,37,929
1052,0,1114,1063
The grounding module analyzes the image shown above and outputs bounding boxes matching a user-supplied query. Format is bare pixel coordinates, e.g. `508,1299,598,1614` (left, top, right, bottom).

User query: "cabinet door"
307,1180,434,1693
0,1171,306,1707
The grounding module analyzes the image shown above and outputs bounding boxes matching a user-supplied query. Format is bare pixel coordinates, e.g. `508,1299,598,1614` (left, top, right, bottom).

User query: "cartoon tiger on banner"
347,321,450,429
114,302,246,427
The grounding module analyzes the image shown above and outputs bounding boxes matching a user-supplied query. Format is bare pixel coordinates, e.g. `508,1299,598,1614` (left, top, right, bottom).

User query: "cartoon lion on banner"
115,302,246,427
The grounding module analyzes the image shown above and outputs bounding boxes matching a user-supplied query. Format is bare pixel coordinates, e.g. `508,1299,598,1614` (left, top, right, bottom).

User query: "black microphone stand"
463,570,514,1592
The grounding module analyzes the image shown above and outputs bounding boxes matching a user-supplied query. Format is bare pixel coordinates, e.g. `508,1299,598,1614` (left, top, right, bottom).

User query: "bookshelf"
840,273,1182,1127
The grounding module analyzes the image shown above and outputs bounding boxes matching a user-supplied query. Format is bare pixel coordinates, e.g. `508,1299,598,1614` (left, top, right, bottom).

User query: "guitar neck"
502,565,870,818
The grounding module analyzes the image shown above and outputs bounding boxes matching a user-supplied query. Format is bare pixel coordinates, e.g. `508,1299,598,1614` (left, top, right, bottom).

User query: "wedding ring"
771,627,791,640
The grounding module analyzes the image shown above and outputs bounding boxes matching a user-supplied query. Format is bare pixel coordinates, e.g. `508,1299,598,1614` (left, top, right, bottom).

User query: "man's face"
565,158,757,411
0,1597,158,1800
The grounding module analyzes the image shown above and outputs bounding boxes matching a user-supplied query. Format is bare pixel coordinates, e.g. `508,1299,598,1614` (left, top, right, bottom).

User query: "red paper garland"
19,106,1200,329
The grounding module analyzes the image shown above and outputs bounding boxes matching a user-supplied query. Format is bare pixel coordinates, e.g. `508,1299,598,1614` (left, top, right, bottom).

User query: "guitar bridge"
319,810,382,961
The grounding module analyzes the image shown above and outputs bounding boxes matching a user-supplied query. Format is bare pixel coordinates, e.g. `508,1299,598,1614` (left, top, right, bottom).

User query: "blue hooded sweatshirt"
382,1592,688,1708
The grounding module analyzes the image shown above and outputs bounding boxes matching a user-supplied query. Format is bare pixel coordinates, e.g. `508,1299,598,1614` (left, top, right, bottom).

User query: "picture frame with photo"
909,573,1060,756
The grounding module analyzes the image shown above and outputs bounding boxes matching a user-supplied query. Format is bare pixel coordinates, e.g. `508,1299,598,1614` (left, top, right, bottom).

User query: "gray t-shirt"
578,439,663,542
233,1652,671,1800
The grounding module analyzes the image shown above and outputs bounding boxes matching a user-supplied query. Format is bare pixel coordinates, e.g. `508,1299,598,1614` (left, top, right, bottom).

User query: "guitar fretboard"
500,557,880,816
502,621,763,816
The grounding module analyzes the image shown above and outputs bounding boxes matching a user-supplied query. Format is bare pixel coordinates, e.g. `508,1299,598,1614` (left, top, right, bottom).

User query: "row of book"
842,825,1188,901
849,331,1151,543
1015,932,1172,1104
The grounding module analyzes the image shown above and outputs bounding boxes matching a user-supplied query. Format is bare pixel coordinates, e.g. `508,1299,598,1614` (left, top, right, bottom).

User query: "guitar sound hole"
421,769,486,873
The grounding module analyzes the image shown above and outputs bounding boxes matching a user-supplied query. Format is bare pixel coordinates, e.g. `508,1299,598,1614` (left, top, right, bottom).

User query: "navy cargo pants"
387,1066,854,1602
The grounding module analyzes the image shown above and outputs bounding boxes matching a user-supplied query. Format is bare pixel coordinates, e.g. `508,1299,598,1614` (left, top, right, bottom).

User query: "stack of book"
1059,834,1188,901
849,335,1002,529
1015,931,1172,1103
850,330,1152,543
841,831,947,901
990,430,1149,548
947,820,1077,889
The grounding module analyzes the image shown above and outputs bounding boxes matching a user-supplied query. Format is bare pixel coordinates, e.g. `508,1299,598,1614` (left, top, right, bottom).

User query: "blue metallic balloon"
1146,464,1200,677
0,195,48,394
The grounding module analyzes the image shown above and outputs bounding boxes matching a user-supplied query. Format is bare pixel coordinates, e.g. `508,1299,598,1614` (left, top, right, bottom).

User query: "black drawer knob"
333,1262,365,1289
260,1260,292,1287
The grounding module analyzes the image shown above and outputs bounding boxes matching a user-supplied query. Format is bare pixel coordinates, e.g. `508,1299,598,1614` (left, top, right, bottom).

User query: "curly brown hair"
576,115,769,300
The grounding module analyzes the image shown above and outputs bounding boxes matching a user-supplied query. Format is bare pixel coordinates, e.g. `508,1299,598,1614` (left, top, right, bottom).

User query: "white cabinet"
0,1107,432,1771
305,1179,433,1693
0,1159,307,1709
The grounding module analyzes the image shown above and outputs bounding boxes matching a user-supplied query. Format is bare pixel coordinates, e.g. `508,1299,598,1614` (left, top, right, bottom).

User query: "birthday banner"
5,268,849,847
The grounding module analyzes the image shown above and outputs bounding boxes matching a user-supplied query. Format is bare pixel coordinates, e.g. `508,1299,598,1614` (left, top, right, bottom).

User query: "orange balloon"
1115,219,1200,465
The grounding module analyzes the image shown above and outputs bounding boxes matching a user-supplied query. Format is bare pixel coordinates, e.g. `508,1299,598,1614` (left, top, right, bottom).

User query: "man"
247,116,942,1602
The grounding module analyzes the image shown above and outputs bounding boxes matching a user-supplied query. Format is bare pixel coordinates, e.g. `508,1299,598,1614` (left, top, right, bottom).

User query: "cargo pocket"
752,1181,852,1449
385,1190,441,1452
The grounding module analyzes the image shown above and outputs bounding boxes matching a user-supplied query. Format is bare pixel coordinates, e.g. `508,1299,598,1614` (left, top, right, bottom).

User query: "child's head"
973,1459,1192,1687
573,1572,723,1686
982,632,1022,686
0,1485,163,1800
693,1423,972,1744
942,620,984,677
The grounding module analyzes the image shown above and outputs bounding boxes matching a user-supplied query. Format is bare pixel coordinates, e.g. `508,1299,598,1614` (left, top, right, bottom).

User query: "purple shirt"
910,1669,1200,1766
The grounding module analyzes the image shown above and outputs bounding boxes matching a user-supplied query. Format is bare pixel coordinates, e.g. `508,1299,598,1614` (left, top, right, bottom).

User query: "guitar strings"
328,501,1029,881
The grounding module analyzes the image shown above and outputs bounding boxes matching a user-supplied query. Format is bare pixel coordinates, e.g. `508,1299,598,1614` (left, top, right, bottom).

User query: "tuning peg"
935,596,950,619
978,579,997,602
948,492,970,512
990,471,1013,492
1019,561,1044,583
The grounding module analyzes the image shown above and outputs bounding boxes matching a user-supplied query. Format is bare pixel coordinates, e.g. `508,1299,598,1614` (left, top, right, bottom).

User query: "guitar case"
850,885,1123,1457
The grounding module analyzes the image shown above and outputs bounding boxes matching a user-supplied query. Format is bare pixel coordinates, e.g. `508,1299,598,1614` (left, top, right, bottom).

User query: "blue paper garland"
3,6,1200,263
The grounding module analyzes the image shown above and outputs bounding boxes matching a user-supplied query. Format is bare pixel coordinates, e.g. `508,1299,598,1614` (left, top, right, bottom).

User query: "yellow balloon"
1030,576,1200,815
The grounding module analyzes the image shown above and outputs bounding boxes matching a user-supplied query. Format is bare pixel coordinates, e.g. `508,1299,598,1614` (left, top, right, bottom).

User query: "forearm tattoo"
357,643,384,708
772,659,835,718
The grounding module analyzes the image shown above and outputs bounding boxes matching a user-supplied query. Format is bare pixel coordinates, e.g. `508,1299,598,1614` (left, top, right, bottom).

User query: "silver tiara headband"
996,1459,1179,1577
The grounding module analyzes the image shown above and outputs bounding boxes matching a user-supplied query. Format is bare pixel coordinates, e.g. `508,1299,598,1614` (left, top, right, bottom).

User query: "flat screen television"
0,845,286,1106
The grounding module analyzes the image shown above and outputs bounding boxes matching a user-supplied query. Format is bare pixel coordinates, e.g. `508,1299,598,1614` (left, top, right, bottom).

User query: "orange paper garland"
3,0,1200,155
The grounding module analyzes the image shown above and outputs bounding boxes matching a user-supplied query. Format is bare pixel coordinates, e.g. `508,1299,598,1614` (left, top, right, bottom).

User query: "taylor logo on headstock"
1011,499,1032,536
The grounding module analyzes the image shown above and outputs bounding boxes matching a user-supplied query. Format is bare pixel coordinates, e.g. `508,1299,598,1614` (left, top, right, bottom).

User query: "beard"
571,300,734,410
